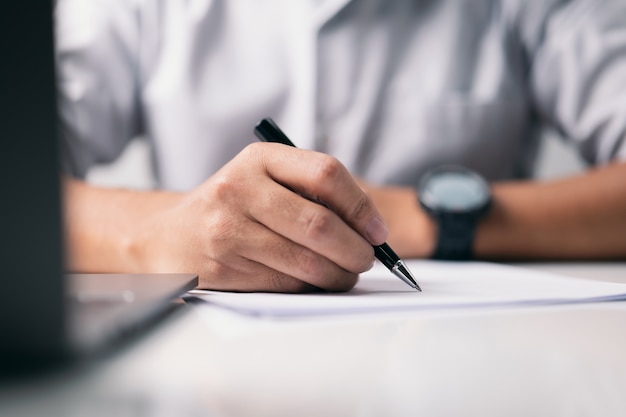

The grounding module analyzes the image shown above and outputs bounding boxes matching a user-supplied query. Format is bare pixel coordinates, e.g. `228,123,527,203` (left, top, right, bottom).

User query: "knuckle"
348,193,371,222
295,248,324,280
241,142,264,160
312,155,344,184
237,143,267,173
300,207,333,241
209,174,236,201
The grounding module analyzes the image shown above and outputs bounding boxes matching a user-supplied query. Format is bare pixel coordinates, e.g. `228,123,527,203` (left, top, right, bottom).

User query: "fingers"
250,143,389,245
245,176,375,275
190,142,386,293
237,221,360,292
199,257,320,293
196,220,358,292
190,181,361,292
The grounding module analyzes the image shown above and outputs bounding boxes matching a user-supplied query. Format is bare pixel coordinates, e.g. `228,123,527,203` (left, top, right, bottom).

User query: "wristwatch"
418,166,491,260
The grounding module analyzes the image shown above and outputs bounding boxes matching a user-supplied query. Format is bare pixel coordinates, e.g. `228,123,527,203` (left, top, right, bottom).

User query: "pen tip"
394,261,422,292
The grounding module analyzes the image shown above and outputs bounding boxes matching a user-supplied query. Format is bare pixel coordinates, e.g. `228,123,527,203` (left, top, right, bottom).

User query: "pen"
254,118,422,291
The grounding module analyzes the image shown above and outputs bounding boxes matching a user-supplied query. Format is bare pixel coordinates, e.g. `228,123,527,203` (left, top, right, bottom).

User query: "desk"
1,263,626,417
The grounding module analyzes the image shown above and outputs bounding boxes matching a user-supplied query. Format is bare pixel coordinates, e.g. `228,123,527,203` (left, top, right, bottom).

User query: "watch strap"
432,212,477,260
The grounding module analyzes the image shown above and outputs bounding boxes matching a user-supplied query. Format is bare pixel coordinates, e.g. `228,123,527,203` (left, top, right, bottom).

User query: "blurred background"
87,129,587,189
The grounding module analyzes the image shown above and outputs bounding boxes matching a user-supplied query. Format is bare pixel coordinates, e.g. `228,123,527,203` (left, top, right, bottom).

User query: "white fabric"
55,0,626,191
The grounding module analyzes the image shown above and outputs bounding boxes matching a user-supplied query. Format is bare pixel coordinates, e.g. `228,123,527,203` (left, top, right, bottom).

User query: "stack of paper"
190,261,626,317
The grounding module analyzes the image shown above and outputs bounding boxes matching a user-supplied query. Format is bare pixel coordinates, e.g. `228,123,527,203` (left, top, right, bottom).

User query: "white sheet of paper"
190,261,626,317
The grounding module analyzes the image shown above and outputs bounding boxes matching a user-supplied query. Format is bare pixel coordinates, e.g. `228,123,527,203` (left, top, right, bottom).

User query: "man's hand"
64,143,388,292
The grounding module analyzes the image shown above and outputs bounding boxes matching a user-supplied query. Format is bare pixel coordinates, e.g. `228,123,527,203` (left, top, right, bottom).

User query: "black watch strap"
432,213,477,260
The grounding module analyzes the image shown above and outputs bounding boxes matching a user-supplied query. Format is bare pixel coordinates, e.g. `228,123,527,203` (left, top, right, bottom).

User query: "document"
190,261,626,317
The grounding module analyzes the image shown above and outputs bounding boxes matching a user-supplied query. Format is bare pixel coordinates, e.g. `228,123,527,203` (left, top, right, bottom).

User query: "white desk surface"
1,262,626,417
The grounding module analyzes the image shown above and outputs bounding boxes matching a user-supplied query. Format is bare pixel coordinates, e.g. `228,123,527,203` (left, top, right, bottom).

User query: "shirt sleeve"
521,0,626,165
55,0,143,178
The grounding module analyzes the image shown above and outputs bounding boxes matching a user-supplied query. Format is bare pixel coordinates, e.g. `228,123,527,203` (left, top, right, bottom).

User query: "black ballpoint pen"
254,118,422,292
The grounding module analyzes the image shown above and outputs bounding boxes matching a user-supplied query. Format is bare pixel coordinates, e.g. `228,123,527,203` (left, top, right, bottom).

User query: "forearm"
361,162,626,260
62,177,181,273
62,144,384,292
475,162,626,260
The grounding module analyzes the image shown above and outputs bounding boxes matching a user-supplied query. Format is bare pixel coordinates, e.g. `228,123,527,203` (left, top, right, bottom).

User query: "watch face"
420,168,490,213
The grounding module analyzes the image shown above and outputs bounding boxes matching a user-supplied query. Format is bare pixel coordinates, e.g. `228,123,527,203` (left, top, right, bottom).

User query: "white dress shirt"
56,0,626,191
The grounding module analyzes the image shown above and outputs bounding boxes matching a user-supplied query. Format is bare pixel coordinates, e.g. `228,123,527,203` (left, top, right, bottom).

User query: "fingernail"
365,216,388,245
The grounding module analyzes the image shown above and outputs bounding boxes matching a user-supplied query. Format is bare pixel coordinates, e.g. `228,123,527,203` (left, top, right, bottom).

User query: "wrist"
389,188,437,258
117,190,184,273
417,166,492,260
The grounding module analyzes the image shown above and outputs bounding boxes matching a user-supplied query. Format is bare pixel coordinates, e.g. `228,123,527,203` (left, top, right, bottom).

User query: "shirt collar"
313,0,353,28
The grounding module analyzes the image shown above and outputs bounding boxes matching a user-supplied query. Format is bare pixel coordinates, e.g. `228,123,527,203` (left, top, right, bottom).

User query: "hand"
135,143,388,292
356,179,436,259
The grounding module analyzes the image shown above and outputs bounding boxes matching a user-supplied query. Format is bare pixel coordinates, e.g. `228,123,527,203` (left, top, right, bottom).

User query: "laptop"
0,2,197,368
